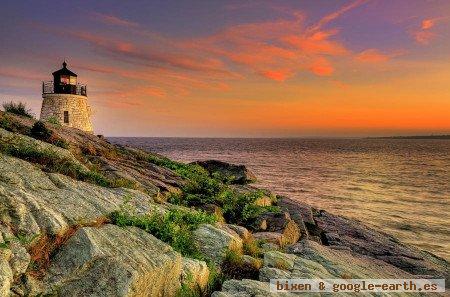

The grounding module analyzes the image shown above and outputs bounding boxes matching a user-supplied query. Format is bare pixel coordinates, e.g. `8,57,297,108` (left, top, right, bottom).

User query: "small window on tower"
64,111,69,123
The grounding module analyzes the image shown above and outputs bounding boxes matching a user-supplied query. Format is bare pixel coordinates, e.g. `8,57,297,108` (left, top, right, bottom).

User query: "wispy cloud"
355,49,390,63
91,12,139,28
308,0,369,32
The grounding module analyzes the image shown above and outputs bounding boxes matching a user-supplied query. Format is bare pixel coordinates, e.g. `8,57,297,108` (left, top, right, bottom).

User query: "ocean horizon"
110,137,450,261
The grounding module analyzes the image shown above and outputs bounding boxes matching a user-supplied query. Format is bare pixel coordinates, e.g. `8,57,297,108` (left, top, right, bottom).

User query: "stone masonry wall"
40,94,93,133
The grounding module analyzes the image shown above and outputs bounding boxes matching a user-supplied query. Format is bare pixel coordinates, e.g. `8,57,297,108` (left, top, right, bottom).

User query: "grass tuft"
221,249,260,280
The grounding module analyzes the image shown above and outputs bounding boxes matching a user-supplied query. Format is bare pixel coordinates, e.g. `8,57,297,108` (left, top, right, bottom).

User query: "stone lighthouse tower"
40,61,93,133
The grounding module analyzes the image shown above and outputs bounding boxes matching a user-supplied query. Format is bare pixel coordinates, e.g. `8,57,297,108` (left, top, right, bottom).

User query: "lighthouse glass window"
69,76,77,85
60,75,69,85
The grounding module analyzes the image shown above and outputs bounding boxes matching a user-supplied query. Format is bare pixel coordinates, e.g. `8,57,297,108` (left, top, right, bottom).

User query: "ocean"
109,137,450,260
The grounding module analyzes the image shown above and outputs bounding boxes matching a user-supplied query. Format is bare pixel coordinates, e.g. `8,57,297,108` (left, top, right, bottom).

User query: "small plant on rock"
46,116,61,126
109,207,217,259
221,249,260,280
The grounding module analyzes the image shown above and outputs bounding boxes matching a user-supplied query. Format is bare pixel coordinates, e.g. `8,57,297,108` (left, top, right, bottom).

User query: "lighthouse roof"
52,61,77,77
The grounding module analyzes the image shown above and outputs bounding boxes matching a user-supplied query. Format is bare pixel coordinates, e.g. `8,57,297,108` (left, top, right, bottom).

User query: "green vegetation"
30,121,69,149
30,121,52,140
0,114,26,133
0,141,132,188
0,238,10,249
221,189,280,226
0,116,11,131
2,101,34,118
110,207,217,259
147,154,280,227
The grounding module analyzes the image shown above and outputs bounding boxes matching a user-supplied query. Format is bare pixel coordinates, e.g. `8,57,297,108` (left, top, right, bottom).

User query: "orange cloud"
421,19,435,30
309,57,334,76
182,2,362,81
355,49,390,63
260,69,293,81
283,30,348,56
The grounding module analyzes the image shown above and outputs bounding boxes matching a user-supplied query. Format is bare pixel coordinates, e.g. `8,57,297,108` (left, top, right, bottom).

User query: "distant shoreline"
370,135,450,140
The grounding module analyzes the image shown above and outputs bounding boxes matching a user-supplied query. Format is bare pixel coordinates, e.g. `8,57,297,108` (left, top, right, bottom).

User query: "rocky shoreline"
0,111,448,296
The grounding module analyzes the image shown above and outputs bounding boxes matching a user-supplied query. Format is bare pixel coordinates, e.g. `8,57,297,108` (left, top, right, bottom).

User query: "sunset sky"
1,0,449,137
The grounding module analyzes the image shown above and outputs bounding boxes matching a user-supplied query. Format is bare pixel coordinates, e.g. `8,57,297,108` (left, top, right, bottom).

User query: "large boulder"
253,212,300,246
253,232,283,246
226,224,252,241
45,224,183,297
313,210,449,280
193,224,243,264
263,251,297,271
0,153,155,238
285,240,413,279
191,160,257,184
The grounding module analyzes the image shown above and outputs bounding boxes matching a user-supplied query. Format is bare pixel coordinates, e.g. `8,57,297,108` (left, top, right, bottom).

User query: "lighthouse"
40,61,93,133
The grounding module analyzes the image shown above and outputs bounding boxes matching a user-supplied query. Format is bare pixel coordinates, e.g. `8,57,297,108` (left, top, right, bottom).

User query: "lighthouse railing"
42,81,87,97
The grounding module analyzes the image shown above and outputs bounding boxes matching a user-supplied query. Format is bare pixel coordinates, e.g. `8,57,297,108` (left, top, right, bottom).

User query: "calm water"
110,137,450,260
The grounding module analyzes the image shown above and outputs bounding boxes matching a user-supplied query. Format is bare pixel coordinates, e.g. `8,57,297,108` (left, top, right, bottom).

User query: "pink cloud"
413,17,447,45
69,31,230,74
413,30,435,45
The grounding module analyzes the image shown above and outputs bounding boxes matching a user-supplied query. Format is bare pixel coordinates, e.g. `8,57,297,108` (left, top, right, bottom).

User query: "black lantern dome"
42,61,87,96
52,61,78,94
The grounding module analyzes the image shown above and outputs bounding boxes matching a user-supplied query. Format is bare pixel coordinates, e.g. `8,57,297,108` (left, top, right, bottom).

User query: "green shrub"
2,101,33,118
30,121,52,141
0,117,11,131
29,121,69,149
110,208,217,259
221,190,280,226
